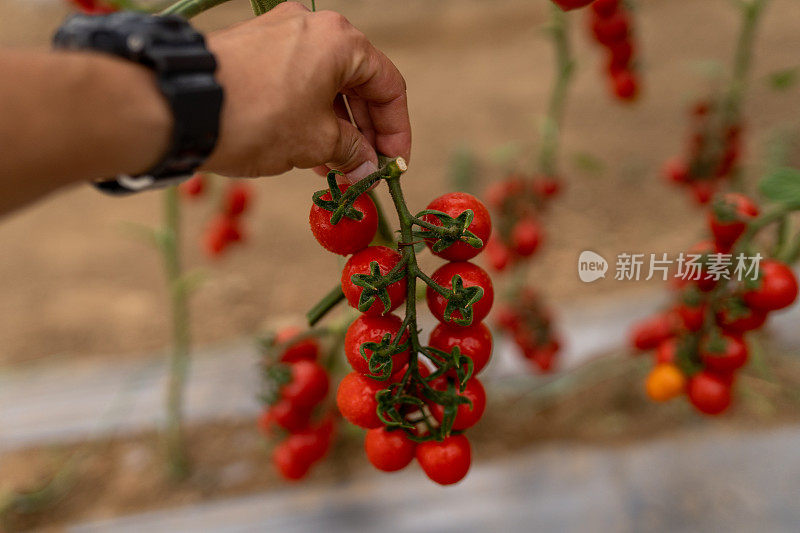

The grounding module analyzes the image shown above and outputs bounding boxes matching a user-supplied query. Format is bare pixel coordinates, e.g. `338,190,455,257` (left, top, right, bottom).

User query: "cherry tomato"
180,173,205,198
224,183,252,217
591,0,620,18
552,0,595,11
268,399,312,433
422,193,491,261
532,175,562,198
708,193,759,250
611,69,638,102
281,361,329,408
486,235,512,272
275,326,320,362
655,337,677,364
690,181,716,205
699,334,748,373
309,185,378,255
364,427,416,472
429,378,486,430
428,322,493,375
484,176,525,209
743,260,798,311
645,363,685,402
344,314,410,377
510,218,542,257
687,371,732,415
715,304,767,334
415,435,471,485
204,214,240,257
427,262,494,327
608,41,633,71
273,439,311,481
591,12,630,46
662,157,690,184
526,340,560,373
257,409,273,435
285,419,335,466
341,246,407,316
674,302,706,332
630,312,675,351
68,0,116,14
336,372,384,429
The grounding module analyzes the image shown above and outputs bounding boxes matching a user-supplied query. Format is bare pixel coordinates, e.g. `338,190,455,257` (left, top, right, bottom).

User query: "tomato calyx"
413,208,484,253
358,332,411,381
350,258,409,314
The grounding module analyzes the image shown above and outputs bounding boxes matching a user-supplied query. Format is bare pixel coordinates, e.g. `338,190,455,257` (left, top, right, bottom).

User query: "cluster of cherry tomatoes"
587,0,640,102
662,100,743,204
257,327,336,480
496,289,561,373
484,173,559,272
631,193,798,414
310,174,494,485
180,173,253,258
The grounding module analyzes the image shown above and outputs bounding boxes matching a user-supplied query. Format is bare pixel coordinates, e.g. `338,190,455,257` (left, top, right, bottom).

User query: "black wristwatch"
53,12,223,195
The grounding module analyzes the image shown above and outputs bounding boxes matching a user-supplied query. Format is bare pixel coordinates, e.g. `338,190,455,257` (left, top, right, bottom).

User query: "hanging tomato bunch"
257,327,336,481
180,173,254,258
307,159,493,485
496,288,561,373
587,0,640,102
630,191,799,415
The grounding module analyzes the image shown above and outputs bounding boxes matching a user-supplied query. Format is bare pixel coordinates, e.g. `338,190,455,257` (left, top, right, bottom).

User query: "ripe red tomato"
268,399,312,433
662,157,690,184
272,439,311,480
427,262,494,327
204,215,241,257
630,312,675,351
341,246,407,316
532,175,562,198
364,427,416,472
428,321,493,375
592,0,620,18
415,435,471,485
700,334,748,373
611,70,638,101
591,12,630,46
68,0,116,14
336,372,384,429
224,183,251,217
275,326,320,362
687,371,732,415
285,419,335,465
510,218,542,257
674,302,706,332
743,260,798,311
281,361,329,408
484,176,525,209
309,185,378,255
552,0,595,11
715,304,767,333
422,193,491,261
708,193,759,250
524,340,560,373
180,173,205,198
690,181,716,205
655,337,677,364
344,314,410,377
608,40,633,71
486,235,512,272
429,378,486,430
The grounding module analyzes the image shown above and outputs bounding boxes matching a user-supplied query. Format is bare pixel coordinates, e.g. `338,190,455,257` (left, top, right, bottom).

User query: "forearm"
0,48,171,214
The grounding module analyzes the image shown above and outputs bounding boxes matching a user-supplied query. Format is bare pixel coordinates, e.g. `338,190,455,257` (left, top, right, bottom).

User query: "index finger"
342,44,411,162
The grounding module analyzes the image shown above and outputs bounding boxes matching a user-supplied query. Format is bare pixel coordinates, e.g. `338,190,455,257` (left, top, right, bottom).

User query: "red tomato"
336,372,384,429
285,419,335,466
203,215,240,257
429,378,486,430
608,40,633,71
268,399,312,433
280,361,329,408
715,304,767,334
422,192,491,261
662,157,690,184
655,337,677,365
257,409,273,435
428,321,493,375
486,235,512,272
700,334,748,373
224,183,252,217
510,218,542,257
364,427,417,472
686,240,719,292
180,173,205,198
532,175,562,198
690,181,716,205
743,260,798,311
273,440,311,480
687,371,732,415
591,12,630,46
611,69,638,102
341,246,407,316
427,262,494,327
674,302,706,332
309,185,378,255
526,340,560,373
552,0,595,11
416,435,471,485
630,312,674,351
708,193,759,250
68,0,116,14
275,326,320,362
591,0,620,18
344,314,410,377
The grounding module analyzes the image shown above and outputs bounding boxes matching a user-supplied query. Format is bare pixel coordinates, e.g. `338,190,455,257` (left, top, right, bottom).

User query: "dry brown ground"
0,0,798,365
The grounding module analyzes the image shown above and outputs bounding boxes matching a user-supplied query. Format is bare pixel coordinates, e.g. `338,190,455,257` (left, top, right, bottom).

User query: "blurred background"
1,0,800,531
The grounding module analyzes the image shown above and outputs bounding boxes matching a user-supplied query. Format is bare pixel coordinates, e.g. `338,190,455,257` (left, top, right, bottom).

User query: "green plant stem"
160,0,233,17
368,190,395,244
538,3,573,177
161,187,191,478
307,285,346,326
723,0,769,121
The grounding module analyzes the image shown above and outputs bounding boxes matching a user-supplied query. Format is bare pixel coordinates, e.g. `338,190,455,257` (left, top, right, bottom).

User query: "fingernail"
345,161,378,185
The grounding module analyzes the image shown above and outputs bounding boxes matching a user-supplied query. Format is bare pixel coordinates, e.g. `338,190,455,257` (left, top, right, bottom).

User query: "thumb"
326,118,379,185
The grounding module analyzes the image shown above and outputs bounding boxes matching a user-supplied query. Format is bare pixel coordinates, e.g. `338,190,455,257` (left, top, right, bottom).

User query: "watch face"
92,175,192,195
116,174,156,191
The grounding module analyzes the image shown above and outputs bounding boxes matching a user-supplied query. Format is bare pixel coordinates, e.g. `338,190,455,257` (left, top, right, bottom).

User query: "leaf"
759,167,800,206
767,68,799,91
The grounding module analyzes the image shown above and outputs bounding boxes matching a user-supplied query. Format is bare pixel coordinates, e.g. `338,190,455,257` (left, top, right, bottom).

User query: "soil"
3,350,800,531
0,0,798,365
